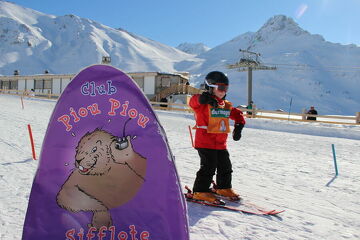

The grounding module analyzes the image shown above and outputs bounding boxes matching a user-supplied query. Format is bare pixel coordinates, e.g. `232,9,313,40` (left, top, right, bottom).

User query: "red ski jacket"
189,94,246,150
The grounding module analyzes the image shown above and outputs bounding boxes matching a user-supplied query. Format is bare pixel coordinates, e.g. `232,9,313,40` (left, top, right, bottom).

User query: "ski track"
0,94,360,240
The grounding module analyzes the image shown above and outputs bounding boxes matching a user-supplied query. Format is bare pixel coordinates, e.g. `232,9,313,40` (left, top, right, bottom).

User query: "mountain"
0,1,194,75
0,1,359,115
176,15,360,115
176,42,210,55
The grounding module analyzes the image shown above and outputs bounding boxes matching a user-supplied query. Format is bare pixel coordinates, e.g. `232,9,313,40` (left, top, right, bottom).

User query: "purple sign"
22,65,189,240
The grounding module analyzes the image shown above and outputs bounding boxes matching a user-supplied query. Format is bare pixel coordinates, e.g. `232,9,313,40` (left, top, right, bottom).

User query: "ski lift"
236,49,261,67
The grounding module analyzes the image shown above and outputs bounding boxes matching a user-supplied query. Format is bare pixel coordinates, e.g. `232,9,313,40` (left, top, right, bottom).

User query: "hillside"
0,1,194,74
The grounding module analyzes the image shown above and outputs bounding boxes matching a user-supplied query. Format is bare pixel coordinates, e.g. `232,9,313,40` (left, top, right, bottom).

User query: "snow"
1,94,360,240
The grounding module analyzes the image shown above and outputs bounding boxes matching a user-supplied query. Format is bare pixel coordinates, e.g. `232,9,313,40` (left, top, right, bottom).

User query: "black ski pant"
193,148,233,192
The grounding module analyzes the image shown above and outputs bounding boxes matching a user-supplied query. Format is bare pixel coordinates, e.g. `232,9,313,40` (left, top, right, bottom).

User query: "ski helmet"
204,71,229,91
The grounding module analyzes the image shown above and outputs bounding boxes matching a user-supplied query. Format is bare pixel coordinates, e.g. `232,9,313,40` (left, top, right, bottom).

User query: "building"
0,70,194,100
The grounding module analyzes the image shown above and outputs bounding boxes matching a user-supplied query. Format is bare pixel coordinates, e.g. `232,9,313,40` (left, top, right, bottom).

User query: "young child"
189,71,245,204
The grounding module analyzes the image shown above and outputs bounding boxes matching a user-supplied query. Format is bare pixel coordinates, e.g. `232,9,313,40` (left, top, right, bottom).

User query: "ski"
185,196,283,215
210,181,283,213
184,186,284,216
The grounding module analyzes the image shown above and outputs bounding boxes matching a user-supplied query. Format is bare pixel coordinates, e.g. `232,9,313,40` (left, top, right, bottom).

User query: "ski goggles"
205,80,229,92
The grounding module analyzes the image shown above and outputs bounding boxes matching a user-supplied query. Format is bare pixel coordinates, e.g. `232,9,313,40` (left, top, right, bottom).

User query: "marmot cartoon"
56,128,147,229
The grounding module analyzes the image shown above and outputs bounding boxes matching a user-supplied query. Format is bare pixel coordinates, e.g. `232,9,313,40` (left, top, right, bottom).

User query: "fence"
1,89,359,125
151,84,202,101
0,89,59,99
242,108,359,125
152,102,359,125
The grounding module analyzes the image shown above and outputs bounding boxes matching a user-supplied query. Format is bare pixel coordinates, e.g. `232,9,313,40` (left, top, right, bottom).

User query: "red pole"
188,125,195,148
27,124,36,160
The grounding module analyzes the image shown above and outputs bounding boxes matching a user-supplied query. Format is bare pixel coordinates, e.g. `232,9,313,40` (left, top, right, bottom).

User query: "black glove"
233,123,244,141
199,92,218,108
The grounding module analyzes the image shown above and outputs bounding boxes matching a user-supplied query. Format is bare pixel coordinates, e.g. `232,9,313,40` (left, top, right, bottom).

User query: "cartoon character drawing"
56,128,147,229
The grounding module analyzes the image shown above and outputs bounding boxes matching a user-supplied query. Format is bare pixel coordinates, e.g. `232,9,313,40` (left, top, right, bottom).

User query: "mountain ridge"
176,42,210,55
0,1,194,75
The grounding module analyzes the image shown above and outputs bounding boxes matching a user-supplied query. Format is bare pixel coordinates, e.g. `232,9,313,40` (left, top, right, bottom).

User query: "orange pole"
27,124,36,160
188,125,195,148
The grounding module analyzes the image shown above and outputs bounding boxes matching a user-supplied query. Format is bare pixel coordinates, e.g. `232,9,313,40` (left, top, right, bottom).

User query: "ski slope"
0,94,360,240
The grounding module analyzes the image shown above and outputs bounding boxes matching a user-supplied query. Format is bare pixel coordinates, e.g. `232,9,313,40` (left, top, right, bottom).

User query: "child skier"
189,71,245,204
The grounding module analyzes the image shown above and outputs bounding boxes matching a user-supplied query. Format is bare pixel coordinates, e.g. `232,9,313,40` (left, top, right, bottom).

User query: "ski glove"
199,92,218,108
233,123,244,141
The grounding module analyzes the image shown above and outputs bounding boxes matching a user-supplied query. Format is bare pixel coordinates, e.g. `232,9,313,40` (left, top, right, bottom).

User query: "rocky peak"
257,15,307,36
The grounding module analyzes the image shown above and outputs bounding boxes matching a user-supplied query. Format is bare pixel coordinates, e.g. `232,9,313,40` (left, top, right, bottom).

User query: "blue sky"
8,0,360,48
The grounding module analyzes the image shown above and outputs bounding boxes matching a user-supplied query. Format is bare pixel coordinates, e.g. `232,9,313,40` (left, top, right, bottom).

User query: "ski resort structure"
0,69,202,101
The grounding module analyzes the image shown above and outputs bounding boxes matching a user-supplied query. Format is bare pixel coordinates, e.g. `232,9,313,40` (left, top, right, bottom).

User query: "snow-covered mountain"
176,15,360,115
176,42,210,55
0,1,194,75
0,2,359,115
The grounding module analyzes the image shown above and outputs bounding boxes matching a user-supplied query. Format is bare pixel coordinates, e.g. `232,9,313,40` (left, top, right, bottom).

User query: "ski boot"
211,181,241,202
214,188,241,202
192,192,225,205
